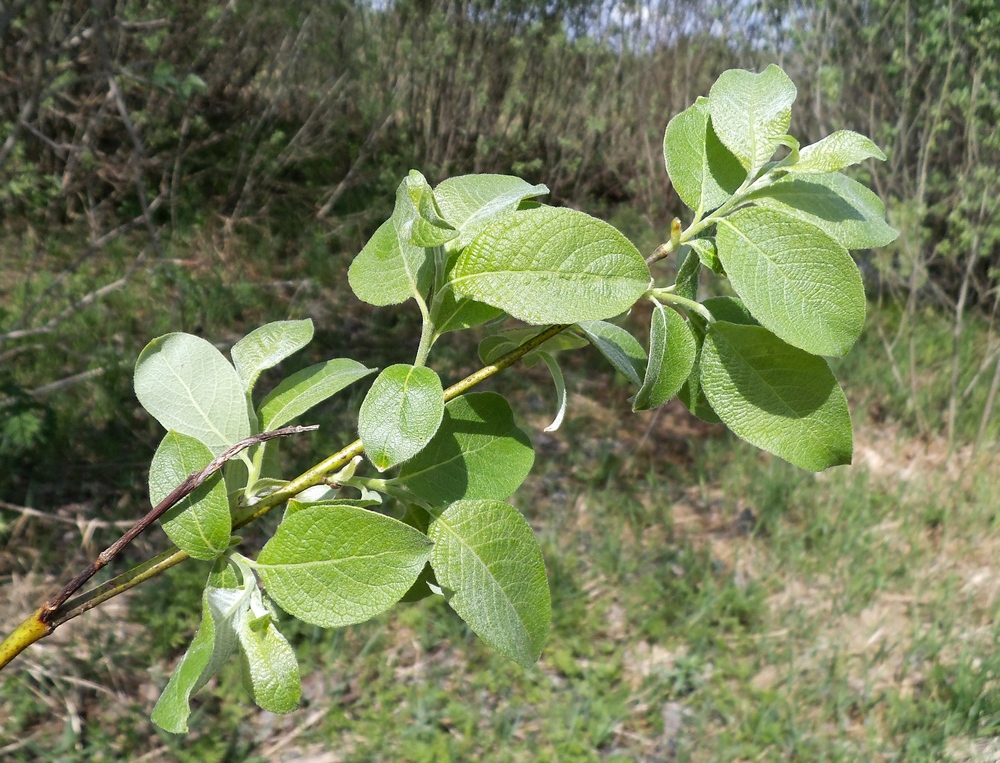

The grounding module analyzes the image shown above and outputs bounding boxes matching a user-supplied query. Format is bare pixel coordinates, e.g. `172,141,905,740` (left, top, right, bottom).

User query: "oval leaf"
633,304,697,411
664,97,746,213
255,505,433,628
743,171,899,250
149,431,231,560
576,320,647,387
708,65,797,176
717,206,865,357
258,358,374,431
237,588,301,714
700,322,852,470
397,392,535,507
135,332,250,455
435,174,549,248
451,207,650,325
792,130,887,174
231,319,314,393
358,364,445,471
429,499,550,668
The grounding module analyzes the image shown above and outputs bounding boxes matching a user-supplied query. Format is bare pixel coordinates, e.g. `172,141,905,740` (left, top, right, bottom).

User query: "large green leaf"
397,393,534,507
149,431,231,560
451,207,650,325
358,364,444,471
708,65,797,177
663,97,746,213
792,131,887,174
700,322,852,470
258,359,373,431
429,500,550,668
231,319,313,393
135,333,250,455
237,587,300,714
633,303,696,411
576,320,647,387
348,174,436,306
434,174,549,248
743,172,898,250
254,505,433,628
717,206,865,357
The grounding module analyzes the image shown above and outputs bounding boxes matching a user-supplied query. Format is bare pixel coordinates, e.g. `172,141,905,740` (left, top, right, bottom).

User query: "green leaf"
135,333,251,455
451,207,650,325
792,131,887,174
717,206,865,357
254,505,434,628
258,359,373,431
431,286,504,337
663,97,746,213
358,364,445,471
687,238,723,275
700,322,852,470
708,65,797,176
674,247,701,301
151,558,250,733
150,593,216,733
537,352,568,432
231,320,313,393
429,500,550,668
576,321,646,387
237,587,300,714
348,175,435,306
434,174,549,248
149,432,231,560
633,303,697,411
678,297,757,423
743,172,899,250
404,170,458,248
397,392,535,507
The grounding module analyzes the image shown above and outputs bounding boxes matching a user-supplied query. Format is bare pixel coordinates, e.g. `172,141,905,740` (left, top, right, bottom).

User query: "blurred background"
1,0,999,759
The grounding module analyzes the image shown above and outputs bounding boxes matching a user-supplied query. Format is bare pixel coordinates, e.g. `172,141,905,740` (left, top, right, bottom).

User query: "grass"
4,221,1000,760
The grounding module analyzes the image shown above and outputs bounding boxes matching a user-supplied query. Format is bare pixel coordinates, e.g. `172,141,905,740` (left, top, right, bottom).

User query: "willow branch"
0,325,567,670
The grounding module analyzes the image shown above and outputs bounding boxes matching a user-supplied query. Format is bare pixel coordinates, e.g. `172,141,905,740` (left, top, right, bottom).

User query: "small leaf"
717,206,865,357
576,321,646,387
451,207,650,325
258,359,374,431
237,588,300,714
231,320,314,393
686,238,723,275
429,500,550,668
678,297,757,423
135,333,250,455
633,303,697,411
674,247,701,301
792,131,887,174
149,432,231,560
397,392,534,507
663,97,746,213
743,171,899,250
708,65,797,176
404,170,458,247
537,352,568,432
150,594,216,734
358,364,445,471
255,505,433,628
434,174,549,248
700,322,852,470
151,558,250,733
348,176,434,306
431,286,504,337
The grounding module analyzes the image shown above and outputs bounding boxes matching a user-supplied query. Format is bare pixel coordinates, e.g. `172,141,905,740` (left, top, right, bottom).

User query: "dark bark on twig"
39,424,318,623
